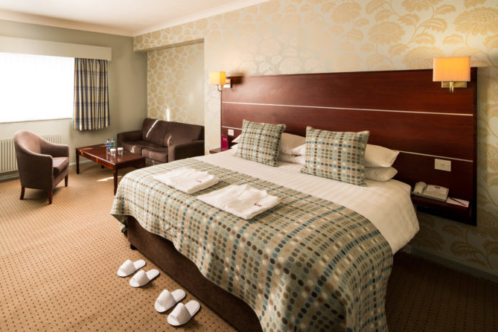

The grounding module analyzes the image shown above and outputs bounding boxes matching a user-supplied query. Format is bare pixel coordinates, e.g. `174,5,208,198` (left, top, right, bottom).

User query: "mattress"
196,150,419,253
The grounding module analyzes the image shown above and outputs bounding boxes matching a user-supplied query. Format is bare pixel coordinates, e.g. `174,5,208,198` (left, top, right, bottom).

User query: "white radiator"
0,134,62,173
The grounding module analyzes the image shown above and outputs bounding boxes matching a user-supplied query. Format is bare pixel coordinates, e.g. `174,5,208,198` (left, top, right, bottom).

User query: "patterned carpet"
386,253,498,332
0,165,497,331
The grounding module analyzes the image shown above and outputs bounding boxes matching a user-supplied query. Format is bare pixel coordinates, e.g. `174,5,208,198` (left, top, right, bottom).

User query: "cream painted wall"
136,0,498,276
0,19,147,163
147,42,204,125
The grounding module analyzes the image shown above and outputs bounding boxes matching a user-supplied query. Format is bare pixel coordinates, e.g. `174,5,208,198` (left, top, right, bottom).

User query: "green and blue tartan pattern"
301,127,370,186
235,120,286,167
111,159,392,332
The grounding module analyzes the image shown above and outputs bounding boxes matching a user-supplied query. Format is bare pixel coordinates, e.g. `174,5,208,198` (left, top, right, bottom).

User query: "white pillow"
364,167,398,182
280,133,305,155
232,133,305,155
279,153,305,165
291,144,306,156
232,135,241,143
231,145,305,165
364,144,399,167
292,143,399,168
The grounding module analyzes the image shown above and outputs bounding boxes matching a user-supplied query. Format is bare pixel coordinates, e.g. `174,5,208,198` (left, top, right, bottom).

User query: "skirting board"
0,160,94,182
410,246,498,283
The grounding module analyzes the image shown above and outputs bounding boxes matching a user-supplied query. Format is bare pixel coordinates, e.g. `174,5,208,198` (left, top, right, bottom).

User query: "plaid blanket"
111,159,393,332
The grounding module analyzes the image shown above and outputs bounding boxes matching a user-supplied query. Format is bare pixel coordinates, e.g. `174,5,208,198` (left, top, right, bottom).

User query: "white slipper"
167,301,201,327
129,269,160,288
117,259,146,277
155,289,186,313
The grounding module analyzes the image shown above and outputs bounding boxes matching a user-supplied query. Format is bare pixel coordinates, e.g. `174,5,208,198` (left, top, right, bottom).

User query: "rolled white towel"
153,167,219,194
197,184,280,220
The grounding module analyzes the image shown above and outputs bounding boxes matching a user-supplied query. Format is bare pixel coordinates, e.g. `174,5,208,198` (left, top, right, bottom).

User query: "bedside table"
411,195,475,225
209,148,223,154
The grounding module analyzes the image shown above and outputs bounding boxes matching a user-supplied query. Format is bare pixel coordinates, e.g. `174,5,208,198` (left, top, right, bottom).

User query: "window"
0,52,74,123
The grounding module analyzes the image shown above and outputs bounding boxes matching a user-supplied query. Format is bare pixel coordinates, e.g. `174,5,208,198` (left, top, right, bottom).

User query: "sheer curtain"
73,58,110,131
0,52,74,123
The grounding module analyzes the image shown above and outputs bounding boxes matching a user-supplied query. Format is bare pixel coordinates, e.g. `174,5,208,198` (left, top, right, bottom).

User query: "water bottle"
111,138,116,149
106,138,110,154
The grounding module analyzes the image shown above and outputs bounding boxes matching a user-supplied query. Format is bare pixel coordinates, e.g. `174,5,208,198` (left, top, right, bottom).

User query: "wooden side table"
411,195,474,225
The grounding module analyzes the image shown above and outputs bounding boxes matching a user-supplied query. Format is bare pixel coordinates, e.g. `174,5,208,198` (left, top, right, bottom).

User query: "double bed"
111,69,477,331
112,150,418,331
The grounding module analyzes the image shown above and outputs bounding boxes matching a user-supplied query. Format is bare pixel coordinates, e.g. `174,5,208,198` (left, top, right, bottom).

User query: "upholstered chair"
13,131,69,204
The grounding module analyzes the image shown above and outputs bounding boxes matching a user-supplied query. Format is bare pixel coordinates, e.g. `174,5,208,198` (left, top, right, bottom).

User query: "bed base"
127,216,262,332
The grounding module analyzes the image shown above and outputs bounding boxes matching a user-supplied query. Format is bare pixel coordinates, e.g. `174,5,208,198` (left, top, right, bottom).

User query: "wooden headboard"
220,69,478,225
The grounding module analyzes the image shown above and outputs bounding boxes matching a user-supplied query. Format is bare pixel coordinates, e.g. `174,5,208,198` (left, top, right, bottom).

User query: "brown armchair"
14,130,69,204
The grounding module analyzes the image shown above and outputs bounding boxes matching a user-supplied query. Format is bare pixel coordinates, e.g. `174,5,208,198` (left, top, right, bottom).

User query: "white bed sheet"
195,150,419,253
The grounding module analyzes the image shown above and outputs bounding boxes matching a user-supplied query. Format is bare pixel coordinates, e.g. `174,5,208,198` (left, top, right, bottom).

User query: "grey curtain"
73,58,110,131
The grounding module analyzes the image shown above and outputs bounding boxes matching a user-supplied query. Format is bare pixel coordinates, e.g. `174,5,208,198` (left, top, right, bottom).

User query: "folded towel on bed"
197,184,280,220
153,167,219,194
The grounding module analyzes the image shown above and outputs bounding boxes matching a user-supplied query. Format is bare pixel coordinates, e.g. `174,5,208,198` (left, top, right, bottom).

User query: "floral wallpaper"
147,42,204,125
135,0,498,276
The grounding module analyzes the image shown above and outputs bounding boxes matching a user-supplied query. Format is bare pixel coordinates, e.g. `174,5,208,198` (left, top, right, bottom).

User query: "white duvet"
195,150,419,253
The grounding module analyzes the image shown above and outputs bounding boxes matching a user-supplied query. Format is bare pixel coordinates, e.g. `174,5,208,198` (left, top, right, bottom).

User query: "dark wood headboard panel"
221,69,477,224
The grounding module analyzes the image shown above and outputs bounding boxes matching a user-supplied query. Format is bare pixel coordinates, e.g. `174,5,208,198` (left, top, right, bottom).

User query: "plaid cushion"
301,127,370,186
235,120,285,167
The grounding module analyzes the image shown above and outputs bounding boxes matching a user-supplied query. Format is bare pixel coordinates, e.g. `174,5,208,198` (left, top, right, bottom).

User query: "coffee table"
76,144,146,194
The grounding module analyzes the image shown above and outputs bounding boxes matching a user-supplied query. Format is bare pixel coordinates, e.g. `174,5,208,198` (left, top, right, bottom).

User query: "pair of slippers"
117,259,200,326
117,259,159,287
155,289,201,326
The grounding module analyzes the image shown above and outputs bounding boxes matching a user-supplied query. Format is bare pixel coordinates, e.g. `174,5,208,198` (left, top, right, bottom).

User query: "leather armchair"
14,130,69,204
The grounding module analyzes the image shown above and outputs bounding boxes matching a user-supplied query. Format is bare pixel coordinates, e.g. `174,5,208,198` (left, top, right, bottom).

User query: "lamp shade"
209,72,227,85
433,56,470,82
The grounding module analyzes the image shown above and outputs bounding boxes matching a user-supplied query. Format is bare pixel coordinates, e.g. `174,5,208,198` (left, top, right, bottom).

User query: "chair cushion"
121,140,159,155
142,147,168,163
53,157,69,176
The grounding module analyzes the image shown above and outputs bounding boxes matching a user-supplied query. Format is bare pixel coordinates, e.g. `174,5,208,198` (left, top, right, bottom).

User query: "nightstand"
209,148,223,154
411,195,475,225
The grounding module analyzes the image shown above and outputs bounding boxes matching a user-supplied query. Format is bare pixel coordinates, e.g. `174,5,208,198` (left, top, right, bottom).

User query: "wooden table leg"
76,150,80,174
113,169,118,195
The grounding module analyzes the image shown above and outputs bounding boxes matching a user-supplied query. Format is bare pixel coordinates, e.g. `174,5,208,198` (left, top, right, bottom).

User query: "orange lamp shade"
209,72,227,86
433,56,470,82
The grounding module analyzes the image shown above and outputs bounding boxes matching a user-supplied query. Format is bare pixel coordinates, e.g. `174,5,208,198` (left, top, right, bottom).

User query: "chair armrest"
16,148,53,190
117,130,142,146
40,139,69,158
168,140,205,162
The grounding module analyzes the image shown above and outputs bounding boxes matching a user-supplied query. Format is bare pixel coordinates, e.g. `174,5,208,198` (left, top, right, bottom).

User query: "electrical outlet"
228,129,234,136
435,158,451,172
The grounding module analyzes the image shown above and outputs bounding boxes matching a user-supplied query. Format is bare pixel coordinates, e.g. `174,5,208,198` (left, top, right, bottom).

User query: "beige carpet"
0,166,235,331
1,164,497,331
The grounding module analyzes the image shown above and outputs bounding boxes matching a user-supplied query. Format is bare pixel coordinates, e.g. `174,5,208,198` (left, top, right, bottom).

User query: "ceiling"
0,0,269,37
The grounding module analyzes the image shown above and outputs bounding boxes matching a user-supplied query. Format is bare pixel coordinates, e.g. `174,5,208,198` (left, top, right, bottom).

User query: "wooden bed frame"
127,69,478,331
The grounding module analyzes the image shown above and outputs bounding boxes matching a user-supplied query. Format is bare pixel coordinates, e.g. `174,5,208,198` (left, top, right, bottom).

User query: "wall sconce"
433,56,470,93
209,72,231,92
